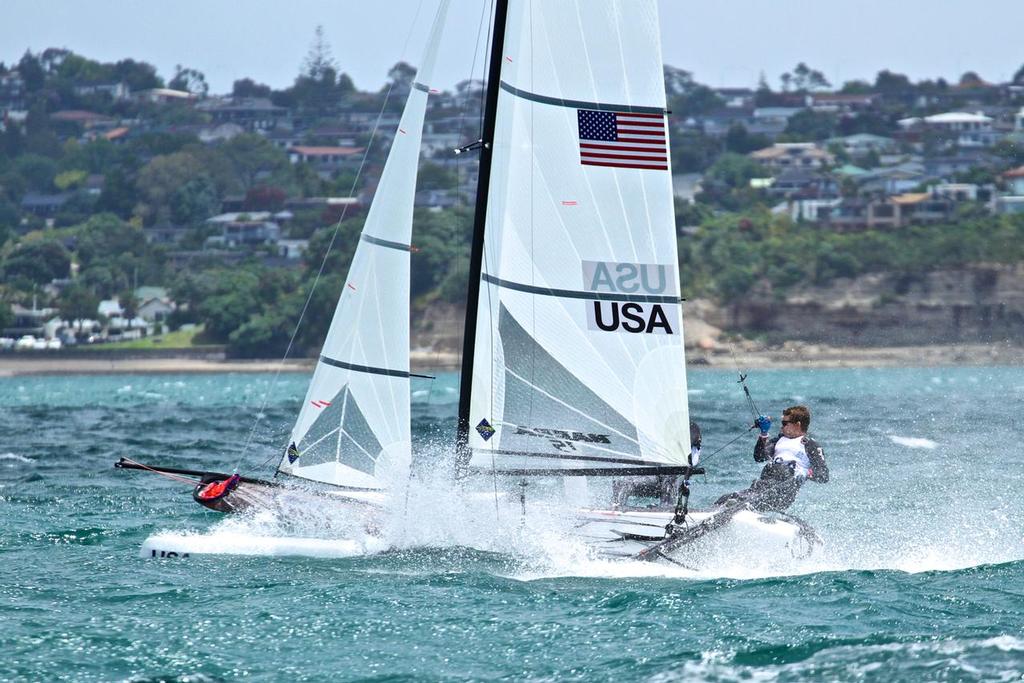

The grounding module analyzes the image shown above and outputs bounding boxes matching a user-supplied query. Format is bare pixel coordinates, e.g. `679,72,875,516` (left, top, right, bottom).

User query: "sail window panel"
295,386,380,468
503,0,665,110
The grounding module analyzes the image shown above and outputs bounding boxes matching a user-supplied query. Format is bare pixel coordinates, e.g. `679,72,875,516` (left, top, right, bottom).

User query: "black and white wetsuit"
715,434,829,512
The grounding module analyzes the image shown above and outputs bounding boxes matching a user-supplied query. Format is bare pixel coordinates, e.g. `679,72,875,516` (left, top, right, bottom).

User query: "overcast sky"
2,0,1022,95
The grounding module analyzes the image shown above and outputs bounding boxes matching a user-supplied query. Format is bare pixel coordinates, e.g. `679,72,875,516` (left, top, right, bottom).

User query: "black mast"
455,0,511,470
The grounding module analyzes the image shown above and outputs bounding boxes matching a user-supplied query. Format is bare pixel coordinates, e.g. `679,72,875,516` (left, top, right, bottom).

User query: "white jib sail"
278,0,451,489
466,0,691,475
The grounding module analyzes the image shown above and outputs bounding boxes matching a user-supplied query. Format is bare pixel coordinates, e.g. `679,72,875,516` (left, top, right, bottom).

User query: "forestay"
464,0,691,475
277,0,450,490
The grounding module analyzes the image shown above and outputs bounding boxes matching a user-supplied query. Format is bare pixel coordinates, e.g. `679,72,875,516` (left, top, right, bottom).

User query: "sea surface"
2,366,1023,682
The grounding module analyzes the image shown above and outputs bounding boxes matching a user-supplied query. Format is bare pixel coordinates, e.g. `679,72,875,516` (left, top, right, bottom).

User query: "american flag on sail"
577,109,668,171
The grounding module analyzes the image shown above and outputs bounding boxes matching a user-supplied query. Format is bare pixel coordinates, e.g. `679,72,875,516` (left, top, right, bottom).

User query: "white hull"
142,486,818,563
574,507,819,565
139,532,385,559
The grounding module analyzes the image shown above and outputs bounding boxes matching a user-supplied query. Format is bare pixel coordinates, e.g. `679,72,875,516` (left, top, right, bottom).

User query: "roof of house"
1003,166,1024,179
835,133,895,144
288,145,364,156
750,143,832,160
20,192,72,208
924,112,993,124
136,88,196,99
103,126,130,140
50,110,111,123
809,93,876,103
206,211,272,223
134,286,169,302
890,193,931,205
834,164,868,176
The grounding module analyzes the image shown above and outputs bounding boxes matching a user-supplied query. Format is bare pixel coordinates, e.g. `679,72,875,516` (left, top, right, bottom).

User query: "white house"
899,112,999,148
1004,167,1024,196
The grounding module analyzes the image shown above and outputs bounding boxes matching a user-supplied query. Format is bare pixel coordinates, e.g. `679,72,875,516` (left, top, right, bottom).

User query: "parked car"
15,335,37,350
45,338,62,350
0,337,14,350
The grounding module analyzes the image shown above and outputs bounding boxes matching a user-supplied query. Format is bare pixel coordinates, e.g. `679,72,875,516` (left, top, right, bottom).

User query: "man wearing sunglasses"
714,405,828,512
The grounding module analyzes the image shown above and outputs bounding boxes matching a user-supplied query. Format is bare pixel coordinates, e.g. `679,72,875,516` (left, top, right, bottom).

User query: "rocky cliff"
708,263,1024,347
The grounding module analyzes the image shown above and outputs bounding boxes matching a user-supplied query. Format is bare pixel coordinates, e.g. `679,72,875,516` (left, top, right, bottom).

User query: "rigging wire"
730,346,762,425
243,1,428,475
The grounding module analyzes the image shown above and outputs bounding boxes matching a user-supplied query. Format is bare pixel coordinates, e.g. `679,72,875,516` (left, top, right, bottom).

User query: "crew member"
714,405,828,512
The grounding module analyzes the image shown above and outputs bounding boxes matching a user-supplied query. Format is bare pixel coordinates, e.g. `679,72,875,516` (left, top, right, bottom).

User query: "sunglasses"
781,419,799,425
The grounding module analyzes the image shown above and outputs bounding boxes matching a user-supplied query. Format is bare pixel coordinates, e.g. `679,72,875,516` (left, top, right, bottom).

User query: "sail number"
582,261,677,335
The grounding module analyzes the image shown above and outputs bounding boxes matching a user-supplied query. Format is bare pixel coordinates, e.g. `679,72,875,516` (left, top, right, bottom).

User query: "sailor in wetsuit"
714,405,828,513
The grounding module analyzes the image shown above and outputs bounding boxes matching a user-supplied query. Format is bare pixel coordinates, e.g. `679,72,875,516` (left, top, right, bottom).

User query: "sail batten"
462,0,691,477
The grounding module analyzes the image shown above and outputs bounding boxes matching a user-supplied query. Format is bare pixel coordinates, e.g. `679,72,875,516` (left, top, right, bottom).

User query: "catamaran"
118,0,820,564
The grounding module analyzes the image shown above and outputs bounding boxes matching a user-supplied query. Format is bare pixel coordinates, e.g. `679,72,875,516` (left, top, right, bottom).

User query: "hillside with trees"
1,38,1023,356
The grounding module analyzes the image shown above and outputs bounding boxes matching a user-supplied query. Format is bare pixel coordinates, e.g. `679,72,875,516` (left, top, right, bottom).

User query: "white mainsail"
278,0,450,489
464,0,691,475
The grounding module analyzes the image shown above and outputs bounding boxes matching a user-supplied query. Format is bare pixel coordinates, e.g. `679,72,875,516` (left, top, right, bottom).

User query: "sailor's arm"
805,438,829,483
753,435,774,462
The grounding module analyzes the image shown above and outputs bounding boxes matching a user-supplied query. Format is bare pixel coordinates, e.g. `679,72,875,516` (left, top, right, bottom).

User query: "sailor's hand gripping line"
633,367,769,562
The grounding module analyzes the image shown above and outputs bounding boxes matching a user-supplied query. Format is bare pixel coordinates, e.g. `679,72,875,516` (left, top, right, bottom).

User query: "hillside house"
767,168,839,199
829,133,899,158
899,111,1000,148
820,193,952,230
135,88,197,104
714,88,755,109
807,93,877,113
73,82,131,101
1004,166,1024,196
287,145,364,176
750,143,834,170
197,97,289,132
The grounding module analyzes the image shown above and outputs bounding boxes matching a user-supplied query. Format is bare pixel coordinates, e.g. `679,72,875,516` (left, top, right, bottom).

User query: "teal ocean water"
2,366,1023,682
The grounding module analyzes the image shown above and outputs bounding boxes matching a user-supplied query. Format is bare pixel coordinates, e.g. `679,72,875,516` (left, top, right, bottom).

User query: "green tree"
873,70,913,100
14,154,58,192
671,131,721,173
781,110,838,142
790,62,831,92
134,151,205,224
17,52,45,92
417,162,458,191
232,78,272,99
58,284,100,330
0,299,13,332
170,176,219,224
228,311,292,358
95,168,138,219
386,62,417,93
168,65,209,96
840,80,873,94
220,134,291,191
724,124,770,154
112,58,163,91
2,239,71,285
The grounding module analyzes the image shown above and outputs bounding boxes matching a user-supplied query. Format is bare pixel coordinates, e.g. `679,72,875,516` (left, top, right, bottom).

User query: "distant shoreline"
0,344,1020,377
